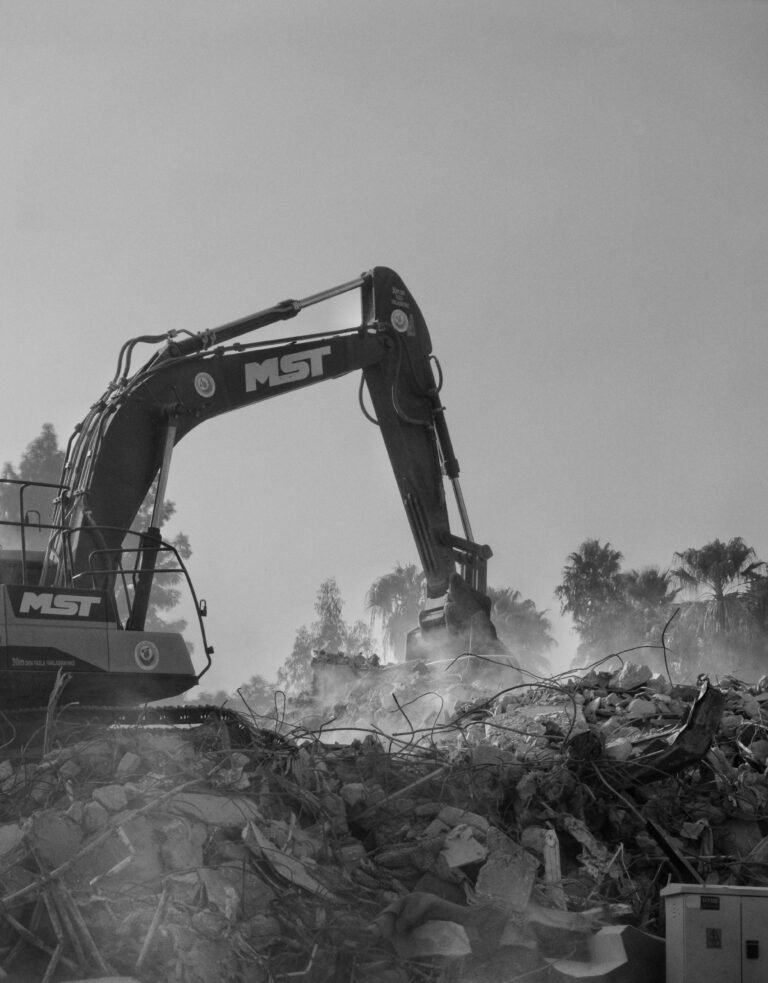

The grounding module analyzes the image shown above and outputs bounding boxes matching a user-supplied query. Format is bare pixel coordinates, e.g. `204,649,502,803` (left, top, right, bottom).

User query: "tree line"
270,530,768,697
557,536,768,678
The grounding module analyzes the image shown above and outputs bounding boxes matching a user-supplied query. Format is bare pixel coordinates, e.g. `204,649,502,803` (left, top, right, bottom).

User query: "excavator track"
0,704,292,755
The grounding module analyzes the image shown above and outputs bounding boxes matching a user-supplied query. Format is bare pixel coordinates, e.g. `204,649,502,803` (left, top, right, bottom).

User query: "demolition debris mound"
1,663,767,982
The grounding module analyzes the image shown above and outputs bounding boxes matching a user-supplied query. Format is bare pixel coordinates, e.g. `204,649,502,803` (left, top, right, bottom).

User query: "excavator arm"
48,267,504,673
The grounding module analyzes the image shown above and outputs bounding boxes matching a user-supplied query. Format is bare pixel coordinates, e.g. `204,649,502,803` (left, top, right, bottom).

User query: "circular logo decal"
194,372,216,398
134,641,160,671
391,309,410,333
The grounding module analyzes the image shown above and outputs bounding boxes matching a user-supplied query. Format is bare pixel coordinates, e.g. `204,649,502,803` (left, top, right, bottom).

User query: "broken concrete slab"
440,825,488,868
437,804,491,834
115,751,142,781
0,822,24,859
92,783,129,812
26,808,83,868
167,791,263,827
608,663,653,691
625,697,658,720
82,800,110,833
552,924,665,981
475,843,538,911
159,816,207,870
243,820,341,902
391,919,472,959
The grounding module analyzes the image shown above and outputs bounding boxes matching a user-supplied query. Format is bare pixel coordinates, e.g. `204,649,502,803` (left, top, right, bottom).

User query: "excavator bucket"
310,573,520,728
405,573,512,664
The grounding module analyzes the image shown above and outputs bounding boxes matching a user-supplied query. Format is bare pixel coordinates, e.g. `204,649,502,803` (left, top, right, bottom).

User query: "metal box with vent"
662,882,768,983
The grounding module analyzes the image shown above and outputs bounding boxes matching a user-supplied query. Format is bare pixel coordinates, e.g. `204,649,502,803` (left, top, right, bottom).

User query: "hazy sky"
3,1,768,693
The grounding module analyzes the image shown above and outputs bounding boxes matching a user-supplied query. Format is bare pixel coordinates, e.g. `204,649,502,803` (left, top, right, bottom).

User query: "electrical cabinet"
662,883,768,983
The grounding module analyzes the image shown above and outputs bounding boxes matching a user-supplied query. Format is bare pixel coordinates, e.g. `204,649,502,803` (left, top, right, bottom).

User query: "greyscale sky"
3,1,768,693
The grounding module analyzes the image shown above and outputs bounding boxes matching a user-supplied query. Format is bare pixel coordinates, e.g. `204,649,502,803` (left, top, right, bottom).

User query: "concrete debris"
608,663,654,691
440,825,488,869
475,839,538,911
165,791,263,828
552,924,665,980
0,824,24,859
3,662,768,981
393,919,472,960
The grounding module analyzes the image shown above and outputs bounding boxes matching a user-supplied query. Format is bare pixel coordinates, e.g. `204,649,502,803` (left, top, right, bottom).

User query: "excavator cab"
0,477,208,708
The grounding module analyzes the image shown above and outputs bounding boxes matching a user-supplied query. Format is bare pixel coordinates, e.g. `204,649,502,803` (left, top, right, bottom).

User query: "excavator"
0,267,509,716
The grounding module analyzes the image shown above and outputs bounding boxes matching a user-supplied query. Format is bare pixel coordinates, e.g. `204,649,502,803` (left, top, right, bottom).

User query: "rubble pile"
2,662,768,982
307,653,521,735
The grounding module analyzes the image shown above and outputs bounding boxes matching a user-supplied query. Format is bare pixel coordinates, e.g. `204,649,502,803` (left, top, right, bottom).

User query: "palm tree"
621,566,679,642
555,539,624,637
366,563,427,662
671,538,763,635
744,568,768,635
487,587,555,673
666,538,768,676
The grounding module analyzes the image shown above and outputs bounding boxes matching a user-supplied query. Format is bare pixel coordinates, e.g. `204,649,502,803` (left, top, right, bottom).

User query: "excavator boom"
0,267,507,709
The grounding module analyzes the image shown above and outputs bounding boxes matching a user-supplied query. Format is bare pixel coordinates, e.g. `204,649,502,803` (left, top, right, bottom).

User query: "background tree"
0,423,65,548
671,538,762,634
345,618,378,659
619,566,679,646
276,625,315,697
129,492,192,635
236,673,276,716
555,539,679,667
276,578,375,696
487,586,555,674
312,577,347,653
744,567,768,638
668,538,766,674
366,562,427,662
555,539,626,662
